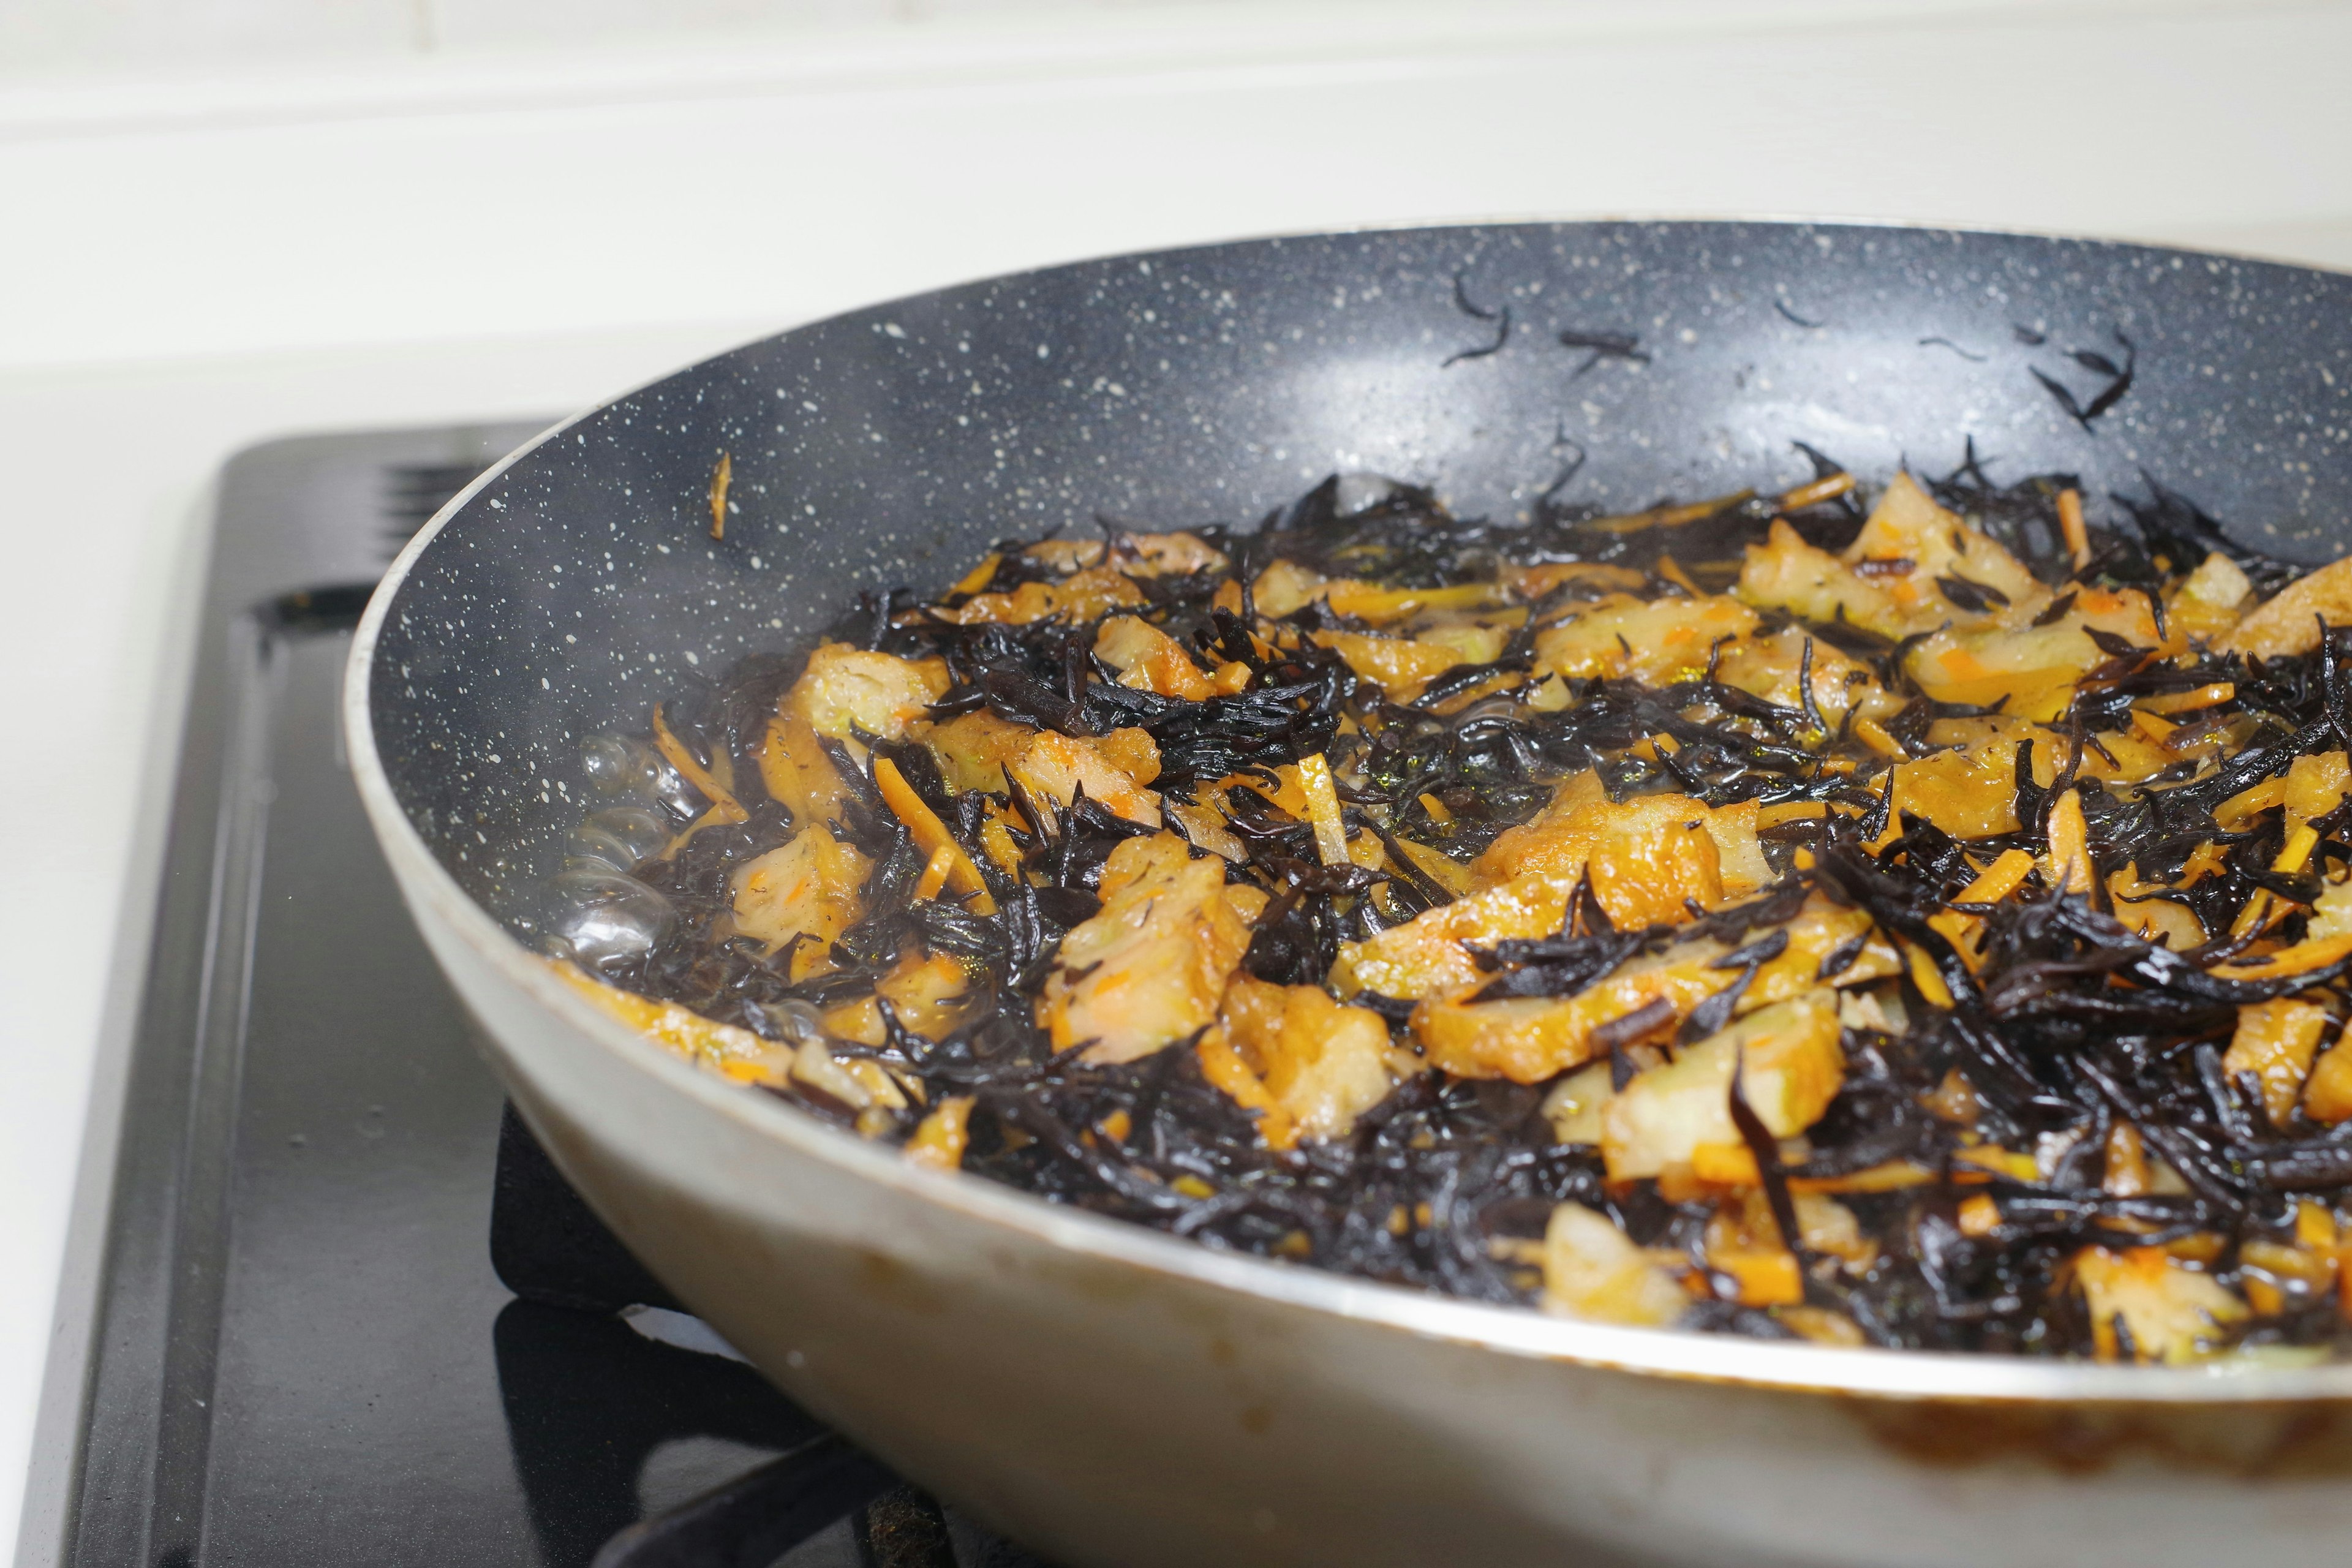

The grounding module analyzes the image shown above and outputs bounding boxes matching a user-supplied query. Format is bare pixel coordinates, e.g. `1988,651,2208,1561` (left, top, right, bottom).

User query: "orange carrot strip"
872,756,998,915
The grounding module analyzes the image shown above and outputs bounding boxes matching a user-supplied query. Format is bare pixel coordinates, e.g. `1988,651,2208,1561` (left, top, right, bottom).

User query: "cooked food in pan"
545,455,2352,1363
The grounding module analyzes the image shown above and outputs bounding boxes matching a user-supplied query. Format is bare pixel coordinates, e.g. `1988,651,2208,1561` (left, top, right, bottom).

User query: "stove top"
63,424,1054,1568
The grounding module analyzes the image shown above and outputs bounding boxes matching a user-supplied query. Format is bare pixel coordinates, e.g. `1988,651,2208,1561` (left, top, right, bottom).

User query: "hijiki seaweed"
545,453,2352,1364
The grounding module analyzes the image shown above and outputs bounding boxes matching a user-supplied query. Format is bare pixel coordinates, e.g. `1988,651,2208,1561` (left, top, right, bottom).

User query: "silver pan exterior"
347,222,2352,1568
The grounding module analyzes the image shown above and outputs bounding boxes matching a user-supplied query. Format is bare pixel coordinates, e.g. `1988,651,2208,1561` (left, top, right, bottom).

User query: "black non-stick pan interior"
365,220,2352,924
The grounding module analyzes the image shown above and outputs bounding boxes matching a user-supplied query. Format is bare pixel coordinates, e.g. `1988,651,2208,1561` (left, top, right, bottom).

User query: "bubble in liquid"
546,868,676,968
580,734,659,797
566,805,673,872
649,760,701,821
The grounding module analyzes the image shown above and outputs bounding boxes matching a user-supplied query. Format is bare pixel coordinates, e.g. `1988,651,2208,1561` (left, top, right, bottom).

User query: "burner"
60,425,1057,1568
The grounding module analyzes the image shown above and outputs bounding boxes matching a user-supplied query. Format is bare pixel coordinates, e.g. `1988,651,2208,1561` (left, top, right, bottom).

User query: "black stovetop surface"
64,423,1048,1568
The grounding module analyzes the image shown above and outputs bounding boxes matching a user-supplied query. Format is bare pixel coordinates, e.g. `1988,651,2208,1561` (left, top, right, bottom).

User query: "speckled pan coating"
368,220,2352,920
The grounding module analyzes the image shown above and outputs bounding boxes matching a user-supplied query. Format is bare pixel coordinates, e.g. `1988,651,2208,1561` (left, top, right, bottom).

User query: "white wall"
0,0,2275,80
0,0,1237,77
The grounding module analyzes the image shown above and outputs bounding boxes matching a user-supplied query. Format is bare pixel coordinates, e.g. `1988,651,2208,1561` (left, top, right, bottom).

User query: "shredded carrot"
708,451,732,540
2217,775,2287,831
1296,752,1350,868
912,843,957,902
2142,681,2234,716
1926,848,2036,970
872,756,998,915
1589,488,1757,533
1390,837,1473,897
1653,555,1703,595
1904,941,1956,1009
2057,486,2089,571
1852,717,1907,760
1779,471,1857,512
949,551,1003,597
2045,789,2095,897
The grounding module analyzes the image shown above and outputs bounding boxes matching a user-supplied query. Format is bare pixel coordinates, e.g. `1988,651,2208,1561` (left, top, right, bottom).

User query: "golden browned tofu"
760,712,849,826
1472,791,1769,925
2165,552,2252,642
788,643,949,741
1409,897,1888,1083
1599,990,1844,1180
1904,587,2170,722
1218,976,1400,1146
2223,555,2352,659
2069,1246,2247,1364
941,564,1148,625
1328,876,1577,1002
1709,626,1901,727
1737,472,2048,641
1532,593,1758,686
2223,998,2330,1126
1251,558,1496,624
760,644,950,826
1008,729,1163,827
729,826,872,979
823,949,976,1046
1312,629,1474,701
1025,530,1227,578
915,712,1162,827
553,961,790,1084
1039,833,1256,1064
1095,615,1215,700
1539,1203,1687,1327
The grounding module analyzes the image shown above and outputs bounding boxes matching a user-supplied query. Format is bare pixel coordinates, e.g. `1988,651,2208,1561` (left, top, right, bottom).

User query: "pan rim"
344,214,2352,1406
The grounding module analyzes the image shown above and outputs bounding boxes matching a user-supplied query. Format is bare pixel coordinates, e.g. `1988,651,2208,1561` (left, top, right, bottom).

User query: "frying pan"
347,221,2352,1568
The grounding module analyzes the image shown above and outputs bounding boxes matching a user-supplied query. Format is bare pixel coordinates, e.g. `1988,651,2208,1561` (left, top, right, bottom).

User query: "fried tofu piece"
1328,876,1577,1003
2223,554,2352,660
1905,587,2171,722
729,826,872,979
789,643,950,741
2223,998,2331,1126
2070,1246,2247,1364
1709,626,1902,727
1532,593,1759,687
940,563,1147,625
1539,1203,1687,1327
2166,552,2253,643
1737,472,2048,641
553,960,791,1084
1251,559,1497,624
823,948,976,1046
1039,833,1256,1065
914,711,1162,826
1313,629,1473,701
1009,729,1163,827
1408,897,1889,1084
1026,530,1227,579
1096,615,1215,701
760,712,850,826
1213,976,1400,1147
758,644,949,824
1600,990,1844,1181
1471,791,1769,924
